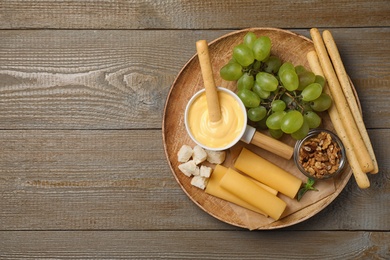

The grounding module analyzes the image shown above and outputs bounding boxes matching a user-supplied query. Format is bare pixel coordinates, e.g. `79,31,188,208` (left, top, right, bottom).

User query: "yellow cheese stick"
234,148,302,199
219,168,287,220
251,178,278,196
205,165,268,216
209,164,279,196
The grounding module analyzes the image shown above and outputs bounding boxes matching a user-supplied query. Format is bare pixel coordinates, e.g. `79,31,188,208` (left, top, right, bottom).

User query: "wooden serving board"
162,28,353,229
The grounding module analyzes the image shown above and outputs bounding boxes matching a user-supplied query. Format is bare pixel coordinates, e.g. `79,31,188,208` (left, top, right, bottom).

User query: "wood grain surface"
1,0,389,29
0,0,389,258
1,231,389,259
0,29,388,129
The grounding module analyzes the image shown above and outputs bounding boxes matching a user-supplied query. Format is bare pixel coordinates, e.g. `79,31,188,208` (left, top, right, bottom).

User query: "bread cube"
200,165,212,178
193,145,207,165
191,175,208,190
178,160,197,177
205,149,226,164
177,145,193,163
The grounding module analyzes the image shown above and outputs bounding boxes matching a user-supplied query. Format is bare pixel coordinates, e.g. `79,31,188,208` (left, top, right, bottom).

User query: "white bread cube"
178,160,197,177
191,175,208,190
205,149,226,164
200,165,212,178
193,166,200,176
193,145,207,165
177,145,193,163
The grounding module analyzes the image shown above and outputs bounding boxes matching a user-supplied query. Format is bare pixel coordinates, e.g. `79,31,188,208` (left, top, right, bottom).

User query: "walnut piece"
298,132,342,179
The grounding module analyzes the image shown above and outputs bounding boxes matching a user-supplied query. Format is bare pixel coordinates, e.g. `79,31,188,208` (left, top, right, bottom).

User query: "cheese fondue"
187,90,246,149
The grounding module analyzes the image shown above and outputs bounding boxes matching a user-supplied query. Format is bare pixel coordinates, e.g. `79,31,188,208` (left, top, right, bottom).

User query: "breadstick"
310,28,374,173
196,40,222,122
307,51,370,189
322,30,378,174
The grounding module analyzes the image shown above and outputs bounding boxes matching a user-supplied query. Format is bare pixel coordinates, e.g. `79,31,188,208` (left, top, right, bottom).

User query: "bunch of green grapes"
220,32,332,140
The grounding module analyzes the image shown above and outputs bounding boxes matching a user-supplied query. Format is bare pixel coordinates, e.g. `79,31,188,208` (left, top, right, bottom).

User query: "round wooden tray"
162,28,353,229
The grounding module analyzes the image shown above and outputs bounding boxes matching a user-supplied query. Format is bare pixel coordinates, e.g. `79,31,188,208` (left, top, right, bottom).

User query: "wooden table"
0,1,389,258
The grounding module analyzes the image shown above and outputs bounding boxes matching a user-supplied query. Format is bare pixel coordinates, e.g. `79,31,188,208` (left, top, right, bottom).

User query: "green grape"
280,110,304,134
314,75,326,88
233,44,255,67
243,32,257,49
220,62,243,81
301,102,313,113
253,82,271,99
256,72,279,92
297,70,316,91
295,65,307,75
252,60,262,71
271,100,286,112
247,106,267,122
223,33,332,139
266,111,286,130
269,129,284,139
280,69,299,91
264,56,282,74
281,93,294,107
252,36,271,61
304,111,322,128
278,62,295,77
237,89,260,108
228,57,237,64
237,73,255,91
301,83,323,101
291,119,309,140
257,116,268,130
310,93,332,111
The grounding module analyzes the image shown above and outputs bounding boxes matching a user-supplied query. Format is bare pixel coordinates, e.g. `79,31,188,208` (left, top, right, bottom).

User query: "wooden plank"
0,231,389,259
0,129,388,231
0,129,228,230
0,28,389,129
0,29,228,129
0,0,389,29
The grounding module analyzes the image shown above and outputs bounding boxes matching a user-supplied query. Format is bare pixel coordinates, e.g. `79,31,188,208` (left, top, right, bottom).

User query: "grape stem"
283,91,306,113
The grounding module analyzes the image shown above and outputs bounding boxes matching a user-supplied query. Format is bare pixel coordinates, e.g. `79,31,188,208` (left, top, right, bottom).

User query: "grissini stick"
307,50,370,189
310,28,374,173
322,30,378,174
196,40,222,122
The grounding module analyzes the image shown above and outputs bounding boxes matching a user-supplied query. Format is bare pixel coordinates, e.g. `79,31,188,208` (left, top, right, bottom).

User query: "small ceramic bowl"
294,129,346,180
184,87,247,151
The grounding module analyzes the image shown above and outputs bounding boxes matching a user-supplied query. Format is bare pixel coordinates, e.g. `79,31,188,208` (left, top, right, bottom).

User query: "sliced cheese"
234,148,302,199
219,168,287,220
251,178,278,196
205,165,268,216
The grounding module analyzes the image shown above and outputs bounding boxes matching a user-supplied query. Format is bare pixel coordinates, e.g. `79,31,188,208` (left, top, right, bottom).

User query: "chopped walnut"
298,132,342,179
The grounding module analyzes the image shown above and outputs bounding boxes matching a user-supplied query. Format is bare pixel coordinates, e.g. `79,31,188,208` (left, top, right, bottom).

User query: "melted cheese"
187,91,245,149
